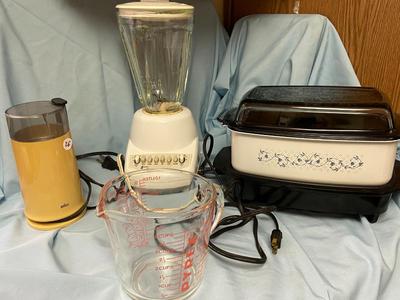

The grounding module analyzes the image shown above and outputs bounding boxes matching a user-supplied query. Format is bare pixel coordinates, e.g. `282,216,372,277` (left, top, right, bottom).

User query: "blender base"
125,107,199,173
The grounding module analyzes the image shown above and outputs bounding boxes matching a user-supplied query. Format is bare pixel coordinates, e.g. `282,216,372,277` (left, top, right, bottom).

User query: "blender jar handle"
210,185,224,234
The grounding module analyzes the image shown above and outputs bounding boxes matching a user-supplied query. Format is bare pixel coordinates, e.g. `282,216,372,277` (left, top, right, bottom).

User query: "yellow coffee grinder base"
26,207,87,231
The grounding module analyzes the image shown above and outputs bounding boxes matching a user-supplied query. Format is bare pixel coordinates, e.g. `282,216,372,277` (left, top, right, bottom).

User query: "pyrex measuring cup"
97,169,224,300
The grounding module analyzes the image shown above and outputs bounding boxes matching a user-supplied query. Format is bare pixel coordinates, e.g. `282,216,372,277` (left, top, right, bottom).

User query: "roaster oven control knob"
178,154,186,164
167,155,172,164
147,155,153,164
133,155,141,164
160,155,165,164
154,156,159,164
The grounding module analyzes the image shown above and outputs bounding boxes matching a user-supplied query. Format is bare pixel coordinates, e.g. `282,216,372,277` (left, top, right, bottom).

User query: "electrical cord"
198,133,224,187
76,136,283,264
76,151,119,160
198,133,214,174
76,151,121,210
79,170,94,209
199,133,283,264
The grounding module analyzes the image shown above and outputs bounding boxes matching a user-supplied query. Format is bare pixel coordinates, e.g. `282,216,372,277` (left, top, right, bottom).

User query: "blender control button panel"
133,155,141,164
178,154,185,164
127,153,191,170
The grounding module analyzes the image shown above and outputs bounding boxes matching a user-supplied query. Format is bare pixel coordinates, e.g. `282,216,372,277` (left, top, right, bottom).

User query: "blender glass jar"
117,2,194,114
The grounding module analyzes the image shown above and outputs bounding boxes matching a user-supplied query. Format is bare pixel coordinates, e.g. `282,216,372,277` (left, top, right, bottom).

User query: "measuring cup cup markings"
155,228,186,252
179,233,197,292
156,232,175,239
156,249,178,255
132,175,161,186
113,191,152,249
123,223,149,248
151,230,203,296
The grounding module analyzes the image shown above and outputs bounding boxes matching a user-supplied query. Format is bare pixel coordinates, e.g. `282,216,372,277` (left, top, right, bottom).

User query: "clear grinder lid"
5,98,70,142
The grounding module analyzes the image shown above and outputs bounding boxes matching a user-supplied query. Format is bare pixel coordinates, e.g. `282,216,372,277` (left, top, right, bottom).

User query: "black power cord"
199,133,283,264
76,151,121,209
76,135,283,264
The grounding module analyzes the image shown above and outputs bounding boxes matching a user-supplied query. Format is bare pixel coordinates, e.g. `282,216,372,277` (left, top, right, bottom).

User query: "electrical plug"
270,229,283,255
97,155,119,171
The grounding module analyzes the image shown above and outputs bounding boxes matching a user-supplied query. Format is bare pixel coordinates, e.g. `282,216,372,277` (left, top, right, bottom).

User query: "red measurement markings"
163,239,184,245
165,273,180,278
157,232,184,238
159,272,180,282
172,233,186,240
159,282,179,289
155,263,181,271
138,175,161,187
165,254,180,260
180,234,198,292
156,248,179,254
156,233,175,239
162,243,185,250
123,222,149,248
158,240,184,248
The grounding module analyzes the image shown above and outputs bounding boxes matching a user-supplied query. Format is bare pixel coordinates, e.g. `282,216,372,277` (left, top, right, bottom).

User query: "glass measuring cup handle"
210,184,224,234
97,189,106,218
97,178,117,218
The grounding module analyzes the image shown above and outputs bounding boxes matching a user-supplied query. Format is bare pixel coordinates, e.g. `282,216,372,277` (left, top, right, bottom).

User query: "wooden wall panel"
227,0,400,114
212,0,224,23
212,0,232,27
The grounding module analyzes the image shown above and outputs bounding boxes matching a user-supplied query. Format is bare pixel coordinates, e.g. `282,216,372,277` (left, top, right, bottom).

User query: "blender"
117,1,199,173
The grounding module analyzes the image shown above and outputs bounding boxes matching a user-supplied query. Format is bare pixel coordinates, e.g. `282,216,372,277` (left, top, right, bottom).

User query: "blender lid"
221,86,400,141
117,1,193,17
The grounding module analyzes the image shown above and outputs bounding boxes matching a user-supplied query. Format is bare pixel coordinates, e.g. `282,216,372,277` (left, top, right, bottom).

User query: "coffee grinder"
116,1,199,173
5,99,85,230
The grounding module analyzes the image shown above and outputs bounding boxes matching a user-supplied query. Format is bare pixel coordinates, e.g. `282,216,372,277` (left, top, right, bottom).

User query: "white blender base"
125,107,199,174
125,138,198,173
